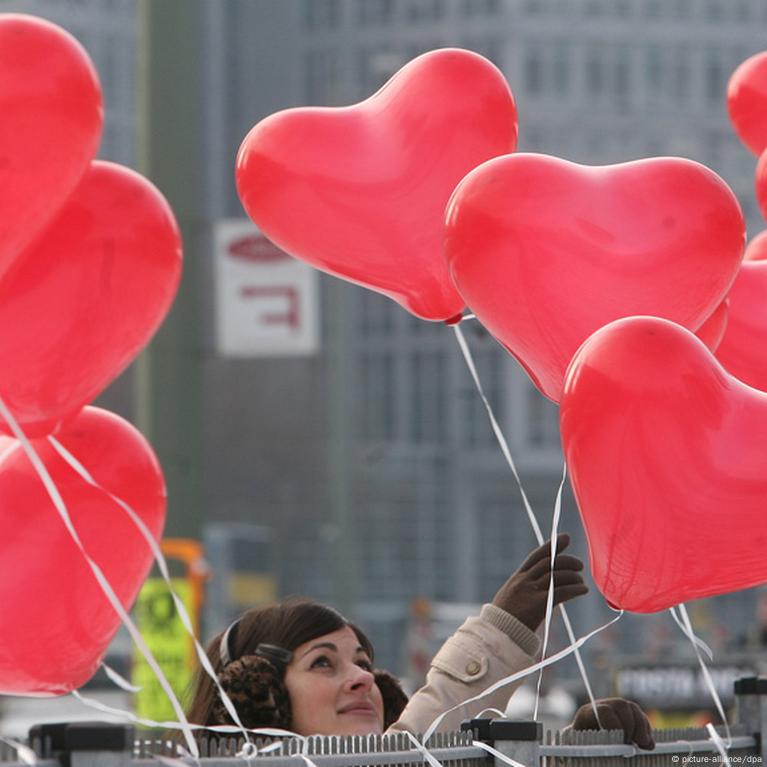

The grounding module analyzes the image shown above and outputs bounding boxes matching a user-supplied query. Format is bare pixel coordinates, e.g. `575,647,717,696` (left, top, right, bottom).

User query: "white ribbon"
0,736,37,766
670,604,733,747
402,731,444,767
101,660,142,692
533,463,567,722
451,323,602,723
72,689,301,740
706,723,732,767
471,740,529,767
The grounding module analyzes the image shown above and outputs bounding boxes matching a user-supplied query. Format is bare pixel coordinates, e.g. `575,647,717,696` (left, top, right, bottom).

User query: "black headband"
219,619,293,670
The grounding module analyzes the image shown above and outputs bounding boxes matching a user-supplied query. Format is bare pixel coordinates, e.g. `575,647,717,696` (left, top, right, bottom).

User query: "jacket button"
466,661,481,676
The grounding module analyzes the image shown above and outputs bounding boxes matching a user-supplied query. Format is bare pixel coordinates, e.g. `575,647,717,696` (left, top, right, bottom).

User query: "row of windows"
303,0,767,28
302,0,500,29
304,40,758,113
355,339,562,454
524,0,767,23
521,43,756,109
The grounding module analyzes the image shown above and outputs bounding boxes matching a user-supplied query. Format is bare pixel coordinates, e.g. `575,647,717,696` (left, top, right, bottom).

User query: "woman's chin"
336,718,384,736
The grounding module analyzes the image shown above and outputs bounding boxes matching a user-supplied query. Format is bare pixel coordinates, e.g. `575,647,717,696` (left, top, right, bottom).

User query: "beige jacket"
388,604,541,735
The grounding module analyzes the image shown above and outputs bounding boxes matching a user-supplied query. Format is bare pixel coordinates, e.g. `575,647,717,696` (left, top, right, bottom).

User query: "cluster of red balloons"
0,15,180,694
237,47,767,613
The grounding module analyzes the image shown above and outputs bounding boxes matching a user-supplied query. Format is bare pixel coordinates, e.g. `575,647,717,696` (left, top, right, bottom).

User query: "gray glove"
491,533,588,631
572,697,655,750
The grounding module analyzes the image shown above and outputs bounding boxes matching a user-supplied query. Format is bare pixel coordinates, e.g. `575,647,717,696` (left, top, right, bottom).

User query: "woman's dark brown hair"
185,597,374,727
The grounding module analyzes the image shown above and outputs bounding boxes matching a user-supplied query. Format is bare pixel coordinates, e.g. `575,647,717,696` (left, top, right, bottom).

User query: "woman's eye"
357,659,373,672
310,655,332,669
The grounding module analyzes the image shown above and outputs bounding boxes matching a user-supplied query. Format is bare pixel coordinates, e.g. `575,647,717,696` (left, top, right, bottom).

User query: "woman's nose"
344,664,374,691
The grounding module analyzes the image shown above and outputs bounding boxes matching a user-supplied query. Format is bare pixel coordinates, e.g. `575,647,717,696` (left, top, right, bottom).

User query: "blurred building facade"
2,0,765,674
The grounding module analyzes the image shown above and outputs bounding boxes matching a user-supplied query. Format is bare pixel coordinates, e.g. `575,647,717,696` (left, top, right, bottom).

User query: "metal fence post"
461,718,542,767
735,676,767,762
28,722,134,767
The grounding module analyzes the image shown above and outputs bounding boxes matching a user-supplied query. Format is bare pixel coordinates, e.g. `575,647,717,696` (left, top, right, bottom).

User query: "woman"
186,534,654,748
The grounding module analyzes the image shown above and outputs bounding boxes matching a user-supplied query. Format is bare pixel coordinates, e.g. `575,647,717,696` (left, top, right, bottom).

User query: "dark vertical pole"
328,280,357,614
135,0,204,539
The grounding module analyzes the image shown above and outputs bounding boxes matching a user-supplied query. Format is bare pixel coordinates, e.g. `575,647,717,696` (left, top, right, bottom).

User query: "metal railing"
2,677,765,767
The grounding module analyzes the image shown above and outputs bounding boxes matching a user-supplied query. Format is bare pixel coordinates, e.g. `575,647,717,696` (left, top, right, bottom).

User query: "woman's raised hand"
491,533,588,630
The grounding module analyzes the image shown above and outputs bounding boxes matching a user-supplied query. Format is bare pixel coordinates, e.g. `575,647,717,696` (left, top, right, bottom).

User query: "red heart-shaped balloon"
0,15,102,275
0,161,182,436
236,48,517,321
715,261,767,391
0,407,165,695
728,51,767,156
561,316,767,613
446,154,745,401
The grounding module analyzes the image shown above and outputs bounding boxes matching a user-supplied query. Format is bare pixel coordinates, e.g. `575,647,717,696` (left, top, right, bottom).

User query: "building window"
672,47,690,104
645,0,662,18
356,0,395,25
525,387,560,450
303,0,341,29
586,49,604,95
305,48,343,104
614,52,630,111
359,351,396,441
645,44,662,96
462,346,504,447
705,0,723,21
705,51,725,103
525,47,543,95
410,351,447,444
360,291,395,337
462,0,500,16
524,0,544,13
553,43,569,95
403,0,445,22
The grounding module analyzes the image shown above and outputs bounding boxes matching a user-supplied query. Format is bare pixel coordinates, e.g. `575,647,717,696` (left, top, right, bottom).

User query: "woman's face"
284,625,384,736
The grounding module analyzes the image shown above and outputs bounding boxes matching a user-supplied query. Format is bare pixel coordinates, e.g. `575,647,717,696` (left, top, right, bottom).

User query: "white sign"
215,220,320,357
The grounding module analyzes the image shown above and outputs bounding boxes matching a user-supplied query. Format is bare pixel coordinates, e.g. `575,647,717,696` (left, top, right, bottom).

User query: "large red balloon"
0,161,182,436
236,48,517,321
446,154,745,401
715,261,767,391
561,316,767,613
0,407,166,695
728,52,767,156
0,14,102,275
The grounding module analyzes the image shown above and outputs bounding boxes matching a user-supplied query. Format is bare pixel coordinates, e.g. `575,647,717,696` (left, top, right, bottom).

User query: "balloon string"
101,660,142,692
471,740,528,767
450,322,601,725
534,462,567,722
422,609,624,744
0,736,36,766
669,604,733,751
71,689,301,739
47,435,251,743
668,606,714,661
0,395,199,757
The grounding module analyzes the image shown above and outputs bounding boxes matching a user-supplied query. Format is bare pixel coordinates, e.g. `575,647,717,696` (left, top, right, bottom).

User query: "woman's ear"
214,655,292,729
374,669,409,730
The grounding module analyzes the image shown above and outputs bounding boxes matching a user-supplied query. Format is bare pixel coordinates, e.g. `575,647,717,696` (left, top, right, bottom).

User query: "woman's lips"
338,701,377,716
